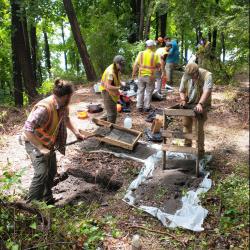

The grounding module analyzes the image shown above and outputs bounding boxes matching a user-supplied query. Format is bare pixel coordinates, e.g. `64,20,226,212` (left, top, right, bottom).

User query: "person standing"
132,40,161,112
100,55,126,123
179,63,213,157
154,37,167,94
23,79,84,204
164,37,180,86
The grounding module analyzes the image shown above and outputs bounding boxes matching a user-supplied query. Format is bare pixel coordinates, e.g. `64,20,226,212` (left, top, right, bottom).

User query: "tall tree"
63,0,97,81
43,29,51,78
61,22,68,71
155,11,159,39
10,0,23,106
138,0,144,40
160,12,167,38
30,23,38,85
10,0,37,103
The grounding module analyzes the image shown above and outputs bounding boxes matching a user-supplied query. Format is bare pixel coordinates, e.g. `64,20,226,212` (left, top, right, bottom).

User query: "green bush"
37,80,54,96
215,174,249,233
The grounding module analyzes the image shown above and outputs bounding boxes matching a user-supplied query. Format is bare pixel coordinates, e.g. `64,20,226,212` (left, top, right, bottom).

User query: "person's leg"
43,152,57,203
155,71,162,93
136,77,146,110
25,142,49,203
183,116,193,146
102,90,117,123
165,63,174,85
197,112,207,157
144,78,155,110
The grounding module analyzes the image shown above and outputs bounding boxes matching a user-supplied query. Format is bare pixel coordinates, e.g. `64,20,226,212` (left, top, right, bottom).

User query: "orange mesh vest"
33,96,59,148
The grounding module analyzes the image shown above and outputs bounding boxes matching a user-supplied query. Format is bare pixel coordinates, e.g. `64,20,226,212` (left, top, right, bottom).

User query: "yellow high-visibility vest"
100,64,121,102
135,48,159,77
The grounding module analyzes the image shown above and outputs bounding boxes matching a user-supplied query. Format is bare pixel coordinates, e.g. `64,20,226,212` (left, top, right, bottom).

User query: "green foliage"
214,173,249,233
37,79,54,96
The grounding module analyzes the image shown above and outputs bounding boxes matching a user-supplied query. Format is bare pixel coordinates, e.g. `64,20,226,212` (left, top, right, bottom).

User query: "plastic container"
77,110,88,119
124,114,132,129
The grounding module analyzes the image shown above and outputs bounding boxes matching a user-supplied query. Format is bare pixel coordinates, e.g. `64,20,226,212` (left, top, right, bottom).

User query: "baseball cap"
145,40,156,47
184,63,199,78
113,55,126,66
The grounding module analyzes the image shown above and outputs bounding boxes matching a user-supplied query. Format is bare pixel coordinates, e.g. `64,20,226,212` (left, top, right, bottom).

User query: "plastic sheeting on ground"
91,143,212,232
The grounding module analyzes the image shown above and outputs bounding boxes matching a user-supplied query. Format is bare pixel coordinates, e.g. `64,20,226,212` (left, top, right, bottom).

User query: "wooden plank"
92,118,140,136
162,131,198,140
162,145,198,154
163,108,196,117
83,118,142,150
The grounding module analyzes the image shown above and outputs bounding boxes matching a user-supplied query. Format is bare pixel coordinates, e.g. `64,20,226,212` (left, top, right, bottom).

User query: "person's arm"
195,89,212,113
195,73,213,113
23,106,51,155
132,53,140,79
24,131,50,155
179,76,188,106
104,79,120,91
65,117,85,140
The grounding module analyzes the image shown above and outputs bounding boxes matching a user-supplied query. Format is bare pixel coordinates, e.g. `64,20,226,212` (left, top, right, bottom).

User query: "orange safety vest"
138,49,156,77
32,96,60,148
100,64,121,102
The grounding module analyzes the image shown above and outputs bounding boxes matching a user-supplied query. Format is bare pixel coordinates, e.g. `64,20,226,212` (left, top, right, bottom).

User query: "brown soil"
0,83,249,249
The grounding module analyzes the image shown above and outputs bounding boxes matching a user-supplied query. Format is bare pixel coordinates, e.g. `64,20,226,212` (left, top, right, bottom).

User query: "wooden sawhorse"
162,106,201,177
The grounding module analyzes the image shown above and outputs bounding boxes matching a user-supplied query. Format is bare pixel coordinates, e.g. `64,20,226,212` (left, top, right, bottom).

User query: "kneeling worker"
179,63,213,157
100,55,126,123
23,79,85,204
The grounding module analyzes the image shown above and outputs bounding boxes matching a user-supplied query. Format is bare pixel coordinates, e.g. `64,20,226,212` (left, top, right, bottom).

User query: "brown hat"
184,63,199,77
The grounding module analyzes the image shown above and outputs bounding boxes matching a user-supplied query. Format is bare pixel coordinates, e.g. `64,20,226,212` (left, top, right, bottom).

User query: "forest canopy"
0,0,249,106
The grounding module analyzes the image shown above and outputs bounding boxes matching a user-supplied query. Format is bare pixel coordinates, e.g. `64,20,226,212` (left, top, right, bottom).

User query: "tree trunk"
30,24,38,85
212,27,217,53
160,13,167,38
43,29,51,78
144,0,154,40
63,0,97,81
208,29,212,42
181,32,184,64
138,0,144,40
10,0,37,103
10,0,23,107
221,32,225,63
61,23,68,71
37,60,43,84
184,43,188,63
155,11,159,40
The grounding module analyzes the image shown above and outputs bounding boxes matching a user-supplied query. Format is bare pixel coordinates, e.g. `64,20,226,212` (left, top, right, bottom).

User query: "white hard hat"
145,40,155,47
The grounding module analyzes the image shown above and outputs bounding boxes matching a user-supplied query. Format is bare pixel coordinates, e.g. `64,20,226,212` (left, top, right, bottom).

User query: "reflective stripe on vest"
139,51,155,76
33,96,59,148
100,64,120,102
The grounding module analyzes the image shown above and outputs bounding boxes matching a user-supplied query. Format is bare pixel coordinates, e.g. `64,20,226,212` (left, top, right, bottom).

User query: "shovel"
65,126,112,147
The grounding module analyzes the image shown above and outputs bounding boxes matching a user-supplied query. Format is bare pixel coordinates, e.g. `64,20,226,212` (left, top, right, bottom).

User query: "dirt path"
0,84,249,249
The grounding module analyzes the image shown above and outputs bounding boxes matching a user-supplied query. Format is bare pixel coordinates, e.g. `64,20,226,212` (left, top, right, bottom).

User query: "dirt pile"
53,151,142,206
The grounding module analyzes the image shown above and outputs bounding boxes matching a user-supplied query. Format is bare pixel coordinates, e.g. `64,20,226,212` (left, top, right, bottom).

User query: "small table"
162,105,202,177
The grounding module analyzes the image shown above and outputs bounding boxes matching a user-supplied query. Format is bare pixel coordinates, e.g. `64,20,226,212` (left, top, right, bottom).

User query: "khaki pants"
155,70,162,93
165,63,178,85
25,142,57,203
137,76,155,109
182,112,207,156
102,90,117,123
